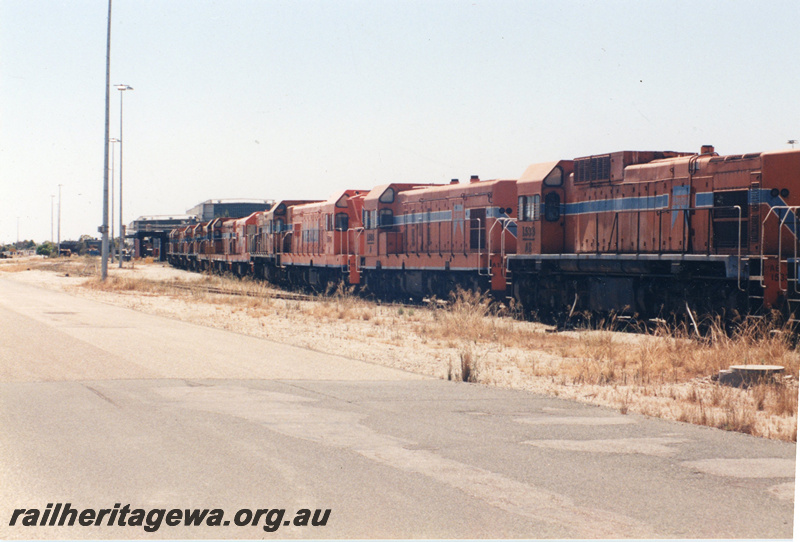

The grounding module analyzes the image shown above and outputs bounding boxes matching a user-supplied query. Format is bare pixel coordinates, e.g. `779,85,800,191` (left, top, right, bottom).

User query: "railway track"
168,282,313,302
166,280,428,310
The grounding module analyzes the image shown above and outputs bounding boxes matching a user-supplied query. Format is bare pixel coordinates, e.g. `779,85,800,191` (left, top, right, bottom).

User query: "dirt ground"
3,255,798,441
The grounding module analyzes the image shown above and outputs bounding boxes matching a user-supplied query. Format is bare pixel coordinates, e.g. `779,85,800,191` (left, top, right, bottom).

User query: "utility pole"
110,138,117,263
51,194,55,243
57,184,62,256
101,0,112,280
116,84,133,268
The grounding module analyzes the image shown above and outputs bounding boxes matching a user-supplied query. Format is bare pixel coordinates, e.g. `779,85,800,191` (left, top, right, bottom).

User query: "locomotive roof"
290,189,369,211
398,177,516,199
233,211,261,226
363,183,440,204
518,161,562,184
260,200,322,222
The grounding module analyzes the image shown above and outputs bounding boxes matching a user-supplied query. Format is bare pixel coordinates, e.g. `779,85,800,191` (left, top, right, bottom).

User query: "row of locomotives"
200,217,235,273
167,213,259,276
167,223,202,270
167,226,187,268
260,190,370,291
506,146,800,324
250,199,321,282
228,212,259,276
358,176,519,300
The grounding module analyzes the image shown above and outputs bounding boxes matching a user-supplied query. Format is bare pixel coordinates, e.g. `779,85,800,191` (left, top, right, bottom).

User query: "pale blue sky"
2,0,798,243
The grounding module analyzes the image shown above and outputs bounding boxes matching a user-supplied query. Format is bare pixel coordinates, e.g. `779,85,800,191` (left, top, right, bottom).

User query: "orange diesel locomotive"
508,147,800,317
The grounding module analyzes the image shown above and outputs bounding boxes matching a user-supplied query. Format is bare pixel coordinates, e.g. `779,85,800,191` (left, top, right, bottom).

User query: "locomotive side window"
518,195,541,221
469,208,486,250
334,213,349,231
712,190,749,218
712,190,748,249
379,209,394,227
544,166,563,187
518,196,528,221
544,192,560,222
531,194,540,220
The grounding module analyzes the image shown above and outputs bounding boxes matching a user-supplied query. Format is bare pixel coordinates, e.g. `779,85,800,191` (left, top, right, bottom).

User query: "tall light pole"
50,195,55,244
109,138,119,262
789,139,798,149
57,184,63,257
101,0,112,280
116,84,133,268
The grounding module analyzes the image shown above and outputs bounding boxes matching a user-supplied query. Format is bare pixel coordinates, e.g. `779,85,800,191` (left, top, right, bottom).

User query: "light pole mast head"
115,84,133,92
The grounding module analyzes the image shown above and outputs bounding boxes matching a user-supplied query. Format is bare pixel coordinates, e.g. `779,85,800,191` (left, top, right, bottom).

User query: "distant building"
186,199,274,222
129,214,199,235
128,214,200,261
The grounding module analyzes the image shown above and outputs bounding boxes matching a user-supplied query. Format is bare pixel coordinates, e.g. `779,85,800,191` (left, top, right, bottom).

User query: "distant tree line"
1,235,100,257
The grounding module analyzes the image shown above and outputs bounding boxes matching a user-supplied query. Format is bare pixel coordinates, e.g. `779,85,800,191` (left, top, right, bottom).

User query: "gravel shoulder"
3,256,797,442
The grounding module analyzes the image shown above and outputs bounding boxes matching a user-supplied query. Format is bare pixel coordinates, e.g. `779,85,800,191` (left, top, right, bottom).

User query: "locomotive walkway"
0,275,795,538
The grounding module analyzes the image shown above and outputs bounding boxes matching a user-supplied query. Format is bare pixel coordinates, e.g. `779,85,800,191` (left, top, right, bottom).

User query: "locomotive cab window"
544,166,563,187
362,210,371,230
544,192,560,222
379,188,395,203
469,208,486,250
518,195,541,221
379,209,394,227
334,213,349,231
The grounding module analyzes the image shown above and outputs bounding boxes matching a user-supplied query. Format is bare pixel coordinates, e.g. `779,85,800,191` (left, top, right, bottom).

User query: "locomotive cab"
516,160,573,255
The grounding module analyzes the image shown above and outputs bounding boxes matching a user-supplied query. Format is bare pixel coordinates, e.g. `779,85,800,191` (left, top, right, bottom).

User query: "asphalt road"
0,275,795,538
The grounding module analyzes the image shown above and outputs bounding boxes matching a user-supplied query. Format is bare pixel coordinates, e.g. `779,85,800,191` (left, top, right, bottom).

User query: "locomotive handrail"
277,231,291,268
475,218,488,276
761,205,800,293
501,218,516,273
348,227,364,275
486,217,516,278
734,205,744,292
486,218,500,276
653,205,745,291
779,206,794,293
